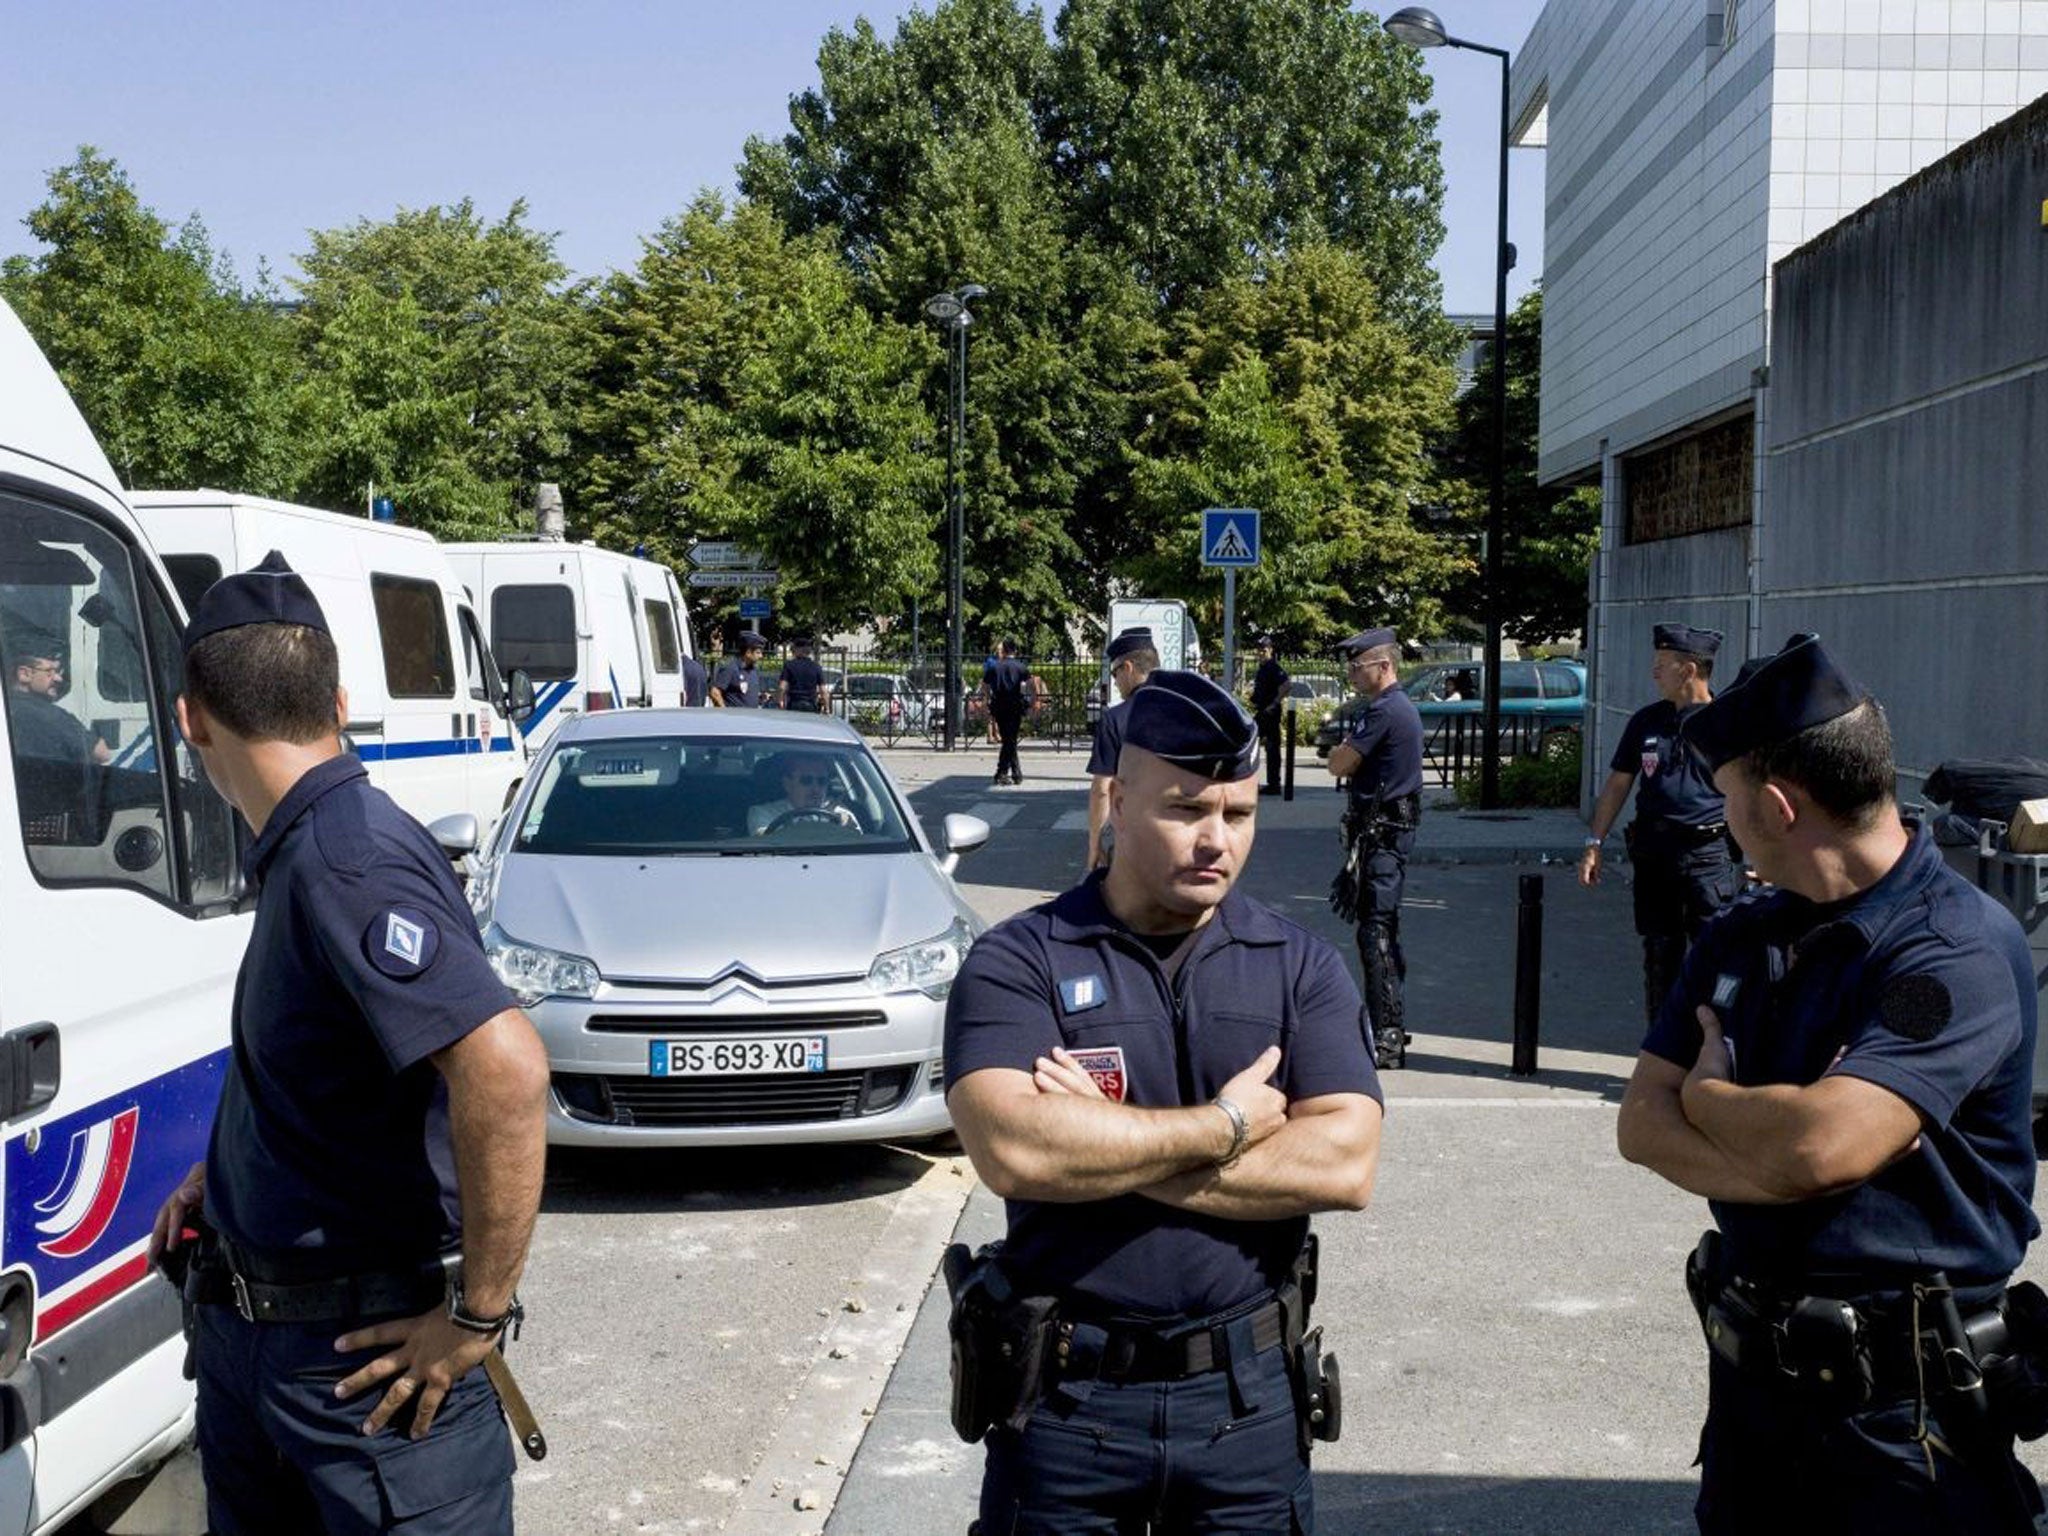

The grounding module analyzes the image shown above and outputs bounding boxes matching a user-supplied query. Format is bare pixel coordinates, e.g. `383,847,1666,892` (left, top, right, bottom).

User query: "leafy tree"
1435,289,1600,645
1126,243,1464,647
571,195,940,631
289,199,586,535
1,147,301,495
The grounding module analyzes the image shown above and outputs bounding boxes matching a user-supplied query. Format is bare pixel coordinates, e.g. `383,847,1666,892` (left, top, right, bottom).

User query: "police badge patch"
1060,974,1108,1013
1068,1046,1128,1102
365,906,439,977
1712,973,1741,1010
1641,737,1662,778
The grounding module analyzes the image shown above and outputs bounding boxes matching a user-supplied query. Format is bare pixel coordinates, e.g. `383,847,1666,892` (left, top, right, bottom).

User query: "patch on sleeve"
1067,1046,1127,1102
1879,973,1951,1043
365,906,440,978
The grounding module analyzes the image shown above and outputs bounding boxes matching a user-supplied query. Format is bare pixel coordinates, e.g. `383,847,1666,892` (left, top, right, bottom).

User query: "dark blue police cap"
1106,627,1156,663
1680,633,1869,774
1255,632,1276,647
1122,670,1260,782
738,630,767,648
1653,622,1723,658
1337,627,1397,656
182,550,329,654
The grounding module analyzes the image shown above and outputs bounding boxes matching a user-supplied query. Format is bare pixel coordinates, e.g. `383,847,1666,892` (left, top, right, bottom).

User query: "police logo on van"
367,908,439,976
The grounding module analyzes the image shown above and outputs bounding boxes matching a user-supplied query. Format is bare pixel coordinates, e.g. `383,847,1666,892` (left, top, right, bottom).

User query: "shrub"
1454,732,1582,808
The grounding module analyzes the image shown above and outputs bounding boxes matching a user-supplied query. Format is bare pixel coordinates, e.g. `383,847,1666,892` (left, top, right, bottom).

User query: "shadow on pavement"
1311,1471,1696,1533
1392,1050,1631,1101
541,1140,946,1215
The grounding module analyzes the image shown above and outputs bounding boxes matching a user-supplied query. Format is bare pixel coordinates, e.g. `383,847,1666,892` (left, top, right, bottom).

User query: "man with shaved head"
943,671,1383,1532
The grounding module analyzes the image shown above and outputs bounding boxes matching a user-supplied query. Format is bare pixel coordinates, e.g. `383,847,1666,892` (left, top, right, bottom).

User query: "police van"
443,537,693,751
130,491,527,830
0,299,247,1529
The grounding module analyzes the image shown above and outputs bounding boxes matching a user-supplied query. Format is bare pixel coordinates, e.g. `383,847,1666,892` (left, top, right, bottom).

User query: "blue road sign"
1201,508,1261,568
738,597,773,620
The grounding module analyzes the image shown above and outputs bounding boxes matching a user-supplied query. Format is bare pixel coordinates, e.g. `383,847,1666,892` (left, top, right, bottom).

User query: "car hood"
487,850,970,983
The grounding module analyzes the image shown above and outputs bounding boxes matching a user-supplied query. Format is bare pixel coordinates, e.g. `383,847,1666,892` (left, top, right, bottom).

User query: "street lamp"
1384,5,1513,809
923,283,988,751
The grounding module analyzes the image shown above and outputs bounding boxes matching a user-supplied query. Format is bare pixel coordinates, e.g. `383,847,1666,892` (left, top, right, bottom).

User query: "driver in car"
749,752,859,836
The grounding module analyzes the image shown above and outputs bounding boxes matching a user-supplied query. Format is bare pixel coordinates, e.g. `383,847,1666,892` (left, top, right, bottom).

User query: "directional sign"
686,569,780,589
1201,508,1261,568
737,597,773,620
687,541,773,571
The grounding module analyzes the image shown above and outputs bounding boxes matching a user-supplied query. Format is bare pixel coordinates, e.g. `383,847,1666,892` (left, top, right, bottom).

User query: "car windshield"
848,675,897,697
513,735,917,857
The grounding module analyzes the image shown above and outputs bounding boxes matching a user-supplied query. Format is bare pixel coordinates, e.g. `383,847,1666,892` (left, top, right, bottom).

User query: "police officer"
6,633,111,765
1581,623,1741,1023
778,635,829,713
1247,633,1290,796
946,671,1382,1533
682,640,710,707
146,553,550,1536
1325,628,1425,1070
1617,634,2044,1534
1084,627,1158,873
983,638,1031,786
711,630,767,706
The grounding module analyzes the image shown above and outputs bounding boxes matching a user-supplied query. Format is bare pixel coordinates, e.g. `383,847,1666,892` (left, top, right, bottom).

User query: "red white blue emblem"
34,1107,140,1259
1641,737,1662,778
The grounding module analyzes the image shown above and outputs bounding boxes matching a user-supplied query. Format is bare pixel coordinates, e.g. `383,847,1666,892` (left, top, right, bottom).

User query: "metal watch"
1212,1095,1250,1166
447,1281,517,1336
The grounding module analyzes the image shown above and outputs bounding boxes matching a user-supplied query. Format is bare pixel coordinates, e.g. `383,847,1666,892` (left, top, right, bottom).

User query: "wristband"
1212,1095,1250,1166
448,1281,518,1336
1583,836,1603,848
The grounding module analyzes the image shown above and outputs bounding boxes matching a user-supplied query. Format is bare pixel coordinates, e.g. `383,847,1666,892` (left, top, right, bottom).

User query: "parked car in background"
1285,675,1345,705
839,672,927,732
469,710,988,1146
1315,659,1587,758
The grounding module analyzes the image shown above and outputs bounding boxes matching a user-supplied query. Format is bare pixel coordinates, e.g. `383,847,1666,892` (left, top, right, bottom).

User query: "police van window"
492,584,576,681
643,599,680,675
370,574,456,699
1539,663,1583,698
0,492,239,907
161,553,222,615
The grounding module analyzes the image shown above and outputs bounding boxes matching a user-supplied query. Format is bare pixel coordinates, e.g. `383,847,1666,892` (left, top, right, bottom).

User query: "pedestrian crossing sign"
1201,508,1261,568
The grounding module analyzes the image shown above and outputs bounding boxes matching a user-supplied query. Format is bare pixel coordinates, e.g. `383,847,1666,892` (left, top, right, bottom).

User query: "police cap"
1255,633,1276,649
1122,670,1260,782
1337,627,1397,656
1105,627,1155,663
1653,622,1723,658
738,630,767,648
1680,633,1869,774
183,550,329,654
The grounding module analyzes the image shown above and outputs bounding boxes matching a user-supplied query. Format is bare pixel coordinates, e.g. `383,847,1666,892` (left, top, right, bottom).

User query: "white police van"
0,298,247,1529
130,491,528,830
444,538,694,751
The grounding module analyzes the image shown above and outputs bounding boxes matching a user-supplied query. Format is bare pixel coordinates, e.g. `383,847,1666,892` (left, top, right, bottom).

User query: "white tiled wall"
1513,0,2047,479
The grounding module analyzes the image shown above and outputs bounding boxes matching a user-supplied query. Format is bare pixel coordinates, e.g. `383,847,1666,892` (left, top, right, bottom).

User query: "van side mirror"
506,669,536,723
428,812,480,860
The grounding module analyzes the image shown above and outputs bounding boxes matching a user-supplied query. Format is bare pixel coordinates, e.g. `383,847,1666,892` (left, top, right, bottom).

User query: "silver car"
467,709,989,1147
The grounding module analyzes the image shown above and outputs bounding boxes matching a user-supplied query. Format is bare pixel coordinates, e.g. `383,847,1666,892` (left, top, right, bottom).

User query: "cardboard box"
2007,799,2048,854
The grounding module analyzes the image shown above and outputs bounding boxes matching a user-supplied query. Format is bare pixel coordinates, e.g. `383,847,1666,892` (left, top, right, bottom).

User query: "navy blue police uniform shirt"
206,756,519,1270
713,658,761,706
1644,825,2040,1296
986,657,1029,713
682,653,709,707
1343,686,1425,801
1612,699,1725,827
945,876,1381,1321
1087,699,1130,778
782,655,824,711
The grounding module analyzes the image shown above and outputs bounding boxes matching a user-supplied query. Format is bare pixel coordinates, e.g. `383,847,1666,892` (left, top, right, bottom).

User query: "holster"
1983,1281,2048,1441
1281,1235,1341,1456
943,1242,1059,1444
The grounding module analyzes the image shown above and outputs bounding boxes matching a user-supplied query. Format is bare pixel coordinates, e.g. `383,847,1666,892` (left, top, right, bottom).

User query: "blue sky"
2,0,1546,314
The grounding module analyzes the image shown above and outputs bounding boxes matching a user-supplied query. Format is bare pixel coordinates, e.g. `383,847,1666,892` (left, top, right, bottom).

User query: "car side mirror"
428,812,480,860
939,812,991,875
506,668,536,723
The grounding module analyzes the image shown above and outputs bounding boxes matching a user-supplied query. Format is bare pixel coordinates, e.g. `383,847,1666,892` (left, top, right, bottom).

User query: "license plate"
648,1037,828,1076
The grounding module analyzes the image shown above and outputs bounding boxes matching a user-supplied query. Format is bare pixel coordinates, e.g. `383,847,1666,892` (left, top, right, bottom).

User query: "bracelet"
1212,1095,1250,1166
1583,836,1603,848
447,1282,518,1336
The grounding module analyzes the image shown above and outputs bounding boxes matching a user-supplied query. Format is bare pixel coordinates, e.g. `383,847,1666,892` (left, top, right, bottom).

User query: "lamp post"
1384,6,1512,809
923,283,987,751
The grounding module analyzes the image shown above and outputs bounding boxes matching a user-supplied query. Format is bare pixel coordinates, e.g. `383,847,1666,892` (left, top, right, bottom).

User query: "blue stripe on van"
522,679,576,731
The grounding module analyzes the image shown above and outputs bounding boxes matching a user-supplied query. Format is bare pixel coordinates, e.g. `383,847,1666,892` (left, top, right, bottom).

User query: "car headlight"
869,918,974,1000
484,924,600,1006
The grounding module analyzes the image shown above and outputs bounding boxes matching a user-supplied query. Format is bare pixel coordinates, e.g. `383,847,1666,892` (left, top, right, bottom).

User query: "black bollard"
1511,873,1543,1077
1284,707,1296,802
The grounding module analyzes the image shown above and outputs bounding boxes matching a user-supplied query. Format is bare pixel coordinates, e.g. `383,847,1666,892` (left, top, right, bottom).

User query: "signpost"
686,541,771,570
737,597,772,621
1200,508,1261,690
685,569,780,589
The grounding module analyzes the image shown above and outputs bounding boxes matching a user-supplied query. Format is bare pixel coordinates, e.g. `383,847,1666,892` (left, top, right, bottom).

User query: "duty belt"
1642,818,1728,847
1052,1294,1291,1385
189,1238,450,1325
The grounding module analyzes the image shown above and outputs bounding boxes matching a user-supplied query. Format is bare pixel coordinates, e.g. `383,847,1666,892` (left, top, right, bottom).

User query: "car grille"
554,1066,916,1127
582,1010,889,1035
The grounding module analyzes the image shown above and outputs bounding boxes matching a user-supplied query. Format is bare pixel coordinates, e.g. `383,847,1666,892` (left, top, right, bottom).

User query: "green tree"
289,199,586,535
1126,243,1464,646
0,147,301,494
571,195,941,631
1436,289,1600,645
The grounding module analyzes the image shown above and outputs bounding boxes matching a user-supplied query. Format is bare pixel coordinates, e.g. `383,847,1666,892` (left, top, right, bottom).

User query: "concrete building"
1507,0,2048,790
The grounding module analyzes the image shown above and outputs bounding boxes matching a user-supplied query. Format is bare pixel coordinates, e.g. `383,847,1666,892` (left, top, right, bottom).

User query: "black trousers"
1354,825,1414,1057
1630,822,1740,1025
993,705,1024,781
1257,708,1283,790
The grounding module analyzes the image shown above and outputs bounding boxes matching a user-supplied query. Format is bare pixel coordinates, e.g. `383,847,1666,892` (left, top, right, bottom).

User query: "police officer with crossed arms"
944,671,1382,1532
148,554,550,1535
1618,634,2045,1533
